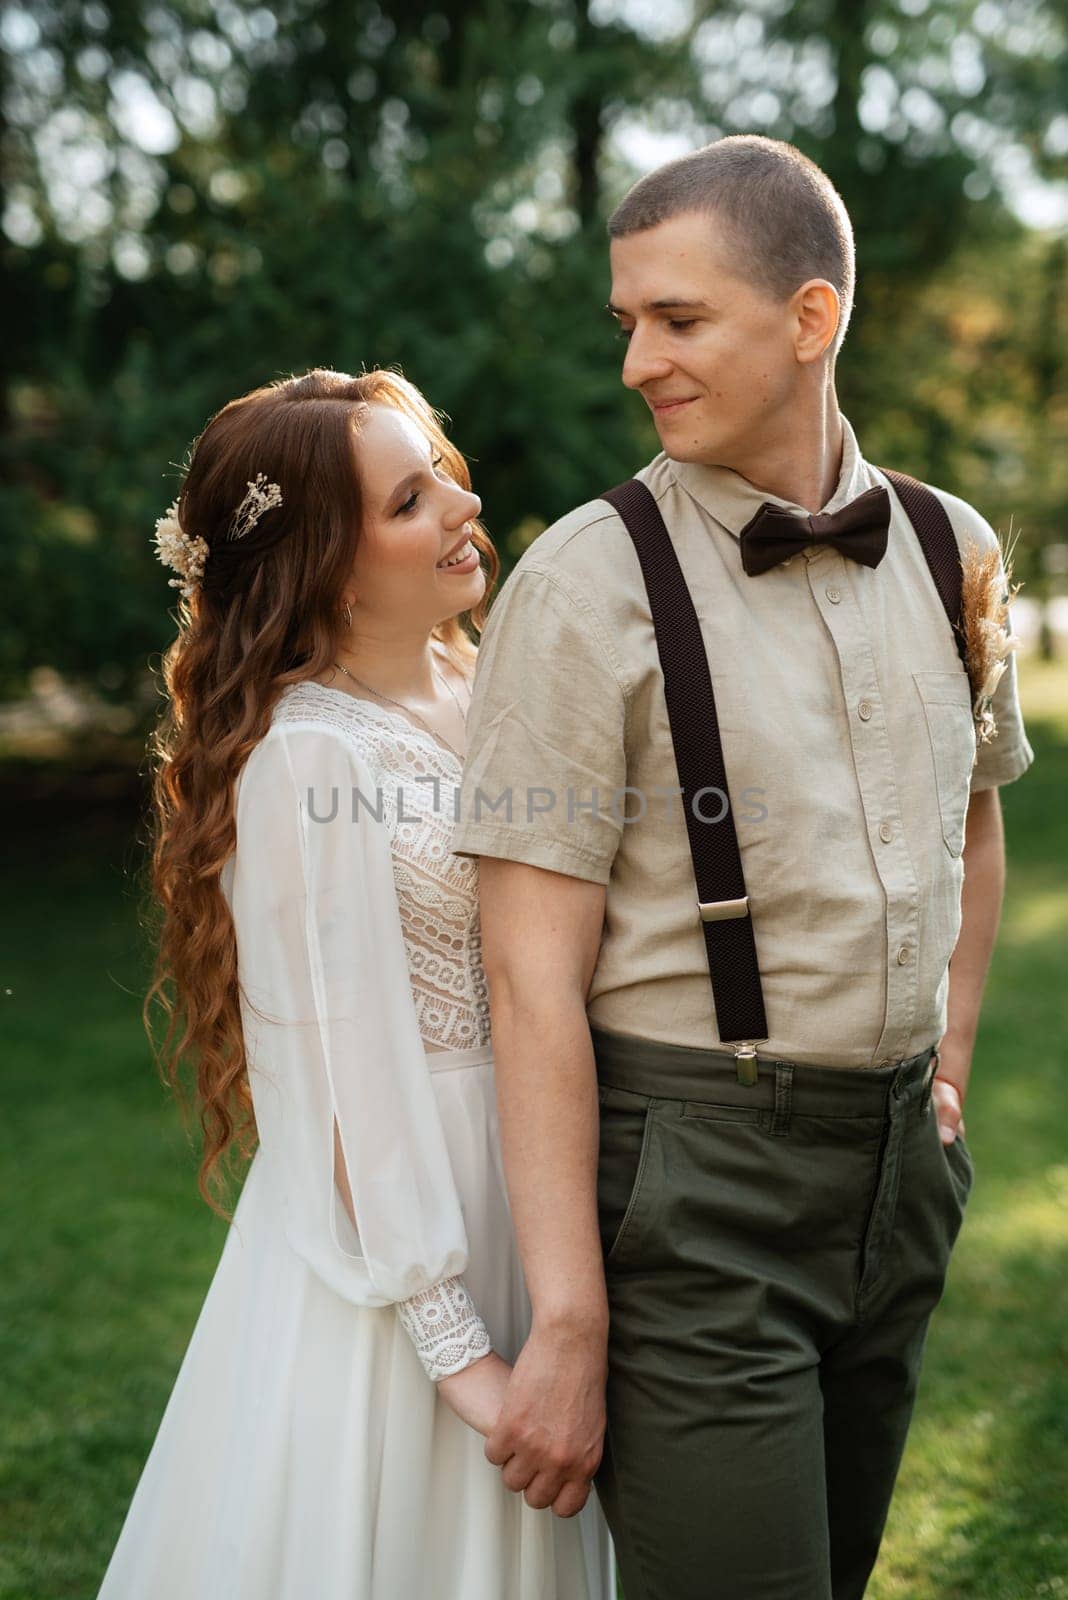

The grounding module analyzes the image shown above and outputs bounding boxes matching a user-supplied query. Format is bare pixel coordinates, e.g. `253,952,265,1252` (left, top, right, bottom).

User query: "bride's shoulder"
268,677,460,779
260,680,392,770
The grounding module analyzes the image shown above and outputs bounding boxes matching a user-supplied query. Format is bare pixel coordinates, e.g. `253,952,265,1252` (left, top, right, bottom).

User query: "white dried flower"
153,499,209,600
229,472,283,541
961,531,1023,747
977,653,1008,706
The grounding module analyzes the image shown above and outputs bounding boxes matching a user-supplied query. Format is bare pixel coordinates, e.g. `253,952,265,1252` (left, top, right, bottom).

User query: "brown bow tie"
738,485,891,577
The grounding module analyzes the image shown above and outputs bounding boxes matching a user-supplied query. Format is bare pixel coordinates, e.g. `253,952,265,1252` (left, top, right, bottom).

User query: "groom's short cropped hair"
608,135,856,352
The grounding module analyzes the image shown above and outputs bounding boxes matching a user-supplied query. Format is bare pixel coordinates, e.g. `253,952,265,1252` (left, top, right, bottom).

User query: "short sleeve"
229,726,474,1311
451,564,628,883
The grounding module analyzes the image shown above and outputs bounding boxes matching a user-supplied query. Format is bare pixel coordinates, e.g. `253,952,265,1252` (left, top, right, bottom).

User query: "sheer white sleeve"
227,725,491,1378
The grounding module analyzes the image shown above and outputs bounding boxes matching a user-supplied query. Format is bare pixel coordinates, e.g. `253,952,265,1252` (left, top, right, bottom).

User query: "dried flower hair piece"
960,526,1022,747
152,472,283,599
228,473,283,541
153,499,209,600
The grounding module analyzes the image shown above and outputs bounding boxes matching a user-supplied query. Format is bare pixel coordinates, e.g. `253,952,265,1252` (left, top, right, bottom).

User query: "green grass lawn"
870,661,1068,1600
1,664,1066,1600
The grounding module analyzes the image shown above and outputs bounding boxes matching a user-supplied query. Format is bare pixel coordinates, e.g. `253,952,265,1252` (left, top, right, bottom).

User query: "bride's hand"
438,1352,513,1437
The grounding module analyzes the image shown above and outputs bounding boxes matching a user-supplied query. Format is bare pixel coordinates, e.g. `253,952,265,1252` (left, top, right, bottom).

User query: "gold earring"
343,603,352,629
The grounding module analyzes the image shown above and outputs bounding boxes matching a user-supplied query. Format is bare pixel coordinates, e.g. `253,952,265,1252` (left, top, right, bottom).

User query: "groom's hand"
484,1316,607,1517
478,858,610,1517
932,1033,970,1145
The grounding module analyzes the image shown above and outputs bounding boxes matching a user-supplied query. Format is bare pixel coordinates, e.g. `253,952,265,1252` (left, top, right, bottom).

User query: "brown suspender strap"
602,469,967,1059
602,479,769,1048
877,468,967,669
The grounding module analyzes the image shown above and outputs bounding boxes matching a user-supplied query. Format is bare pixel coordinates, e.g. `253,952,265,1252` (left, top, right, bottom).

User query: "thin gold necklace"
330,658,465,762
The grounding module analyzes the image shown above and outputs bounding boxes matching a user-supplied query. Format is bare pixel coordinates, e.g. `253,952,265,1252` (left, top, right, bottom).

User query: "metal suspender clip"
695,897,761,1082
697,896,750,923
733,1043,759,1086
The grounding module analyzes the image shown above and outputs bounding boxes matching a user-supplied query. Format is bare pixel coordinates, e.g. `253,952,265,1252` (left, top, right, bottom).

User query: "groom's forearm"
490,993,607,1335
940,786,1006,1098
479,859,608,1338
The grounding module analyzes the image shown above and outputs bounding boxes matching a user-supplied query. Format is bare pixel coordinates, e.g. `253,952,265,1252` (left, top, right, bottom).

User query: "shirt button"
858,700,873,721
897,944,911,965
879,821,893,843
826,587,841,604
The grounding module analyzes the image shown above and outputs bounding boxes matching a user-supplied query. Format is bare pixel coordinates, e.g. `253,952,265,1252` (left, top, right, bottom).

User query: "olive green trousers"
591,1026,974,1600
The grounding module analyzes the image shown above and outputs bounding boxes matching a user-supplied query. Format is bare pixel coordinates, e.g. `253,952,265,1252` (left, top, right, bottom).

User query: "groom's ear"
792,280,841,365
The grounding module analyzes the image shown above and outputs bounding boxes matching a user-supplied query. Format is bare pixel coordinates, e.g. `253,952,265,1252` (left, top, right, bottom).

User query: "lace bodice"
272,681,491,1053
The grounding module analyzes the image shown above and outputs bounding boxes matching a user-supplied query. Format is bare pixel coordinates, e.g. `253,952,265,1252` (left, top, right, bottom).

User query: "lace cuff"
396,1274,492,1382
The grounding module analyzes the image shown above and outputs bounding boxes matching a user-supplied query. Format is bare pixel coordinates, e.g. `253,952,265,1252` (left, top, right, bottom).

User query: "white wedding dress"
96,678,613,1600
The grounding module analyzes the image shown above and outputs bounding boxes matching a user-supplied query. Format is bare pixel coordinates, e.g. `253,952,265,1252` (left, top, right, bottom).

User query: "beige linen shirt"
452,418,1034,1069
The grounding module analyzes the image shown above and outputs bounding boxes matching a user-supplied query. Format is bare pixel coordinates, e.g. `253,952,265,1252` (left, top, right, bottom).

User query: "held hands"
482,1324,607,1519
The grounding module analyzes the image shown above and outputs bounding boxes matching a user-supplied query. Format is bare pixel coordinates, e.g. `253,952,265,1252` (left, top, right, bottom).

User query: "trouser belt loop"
769,1062,793,1137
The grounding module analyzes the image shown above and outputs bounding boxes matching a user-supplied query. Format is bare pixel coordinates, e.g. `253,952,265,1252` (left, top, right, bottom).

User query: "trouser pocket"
597,1085,657,1267
941,1125,975,1205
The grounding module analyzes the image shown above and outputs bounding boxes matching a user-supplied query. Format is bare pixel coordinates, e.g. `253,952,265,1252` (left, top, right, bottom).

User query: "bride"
96,367,612,1599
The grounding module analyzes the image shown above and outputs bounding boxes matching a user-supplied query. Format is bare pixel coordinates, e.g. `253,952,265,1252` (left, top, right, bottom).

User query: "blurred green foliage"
2,0,1066,702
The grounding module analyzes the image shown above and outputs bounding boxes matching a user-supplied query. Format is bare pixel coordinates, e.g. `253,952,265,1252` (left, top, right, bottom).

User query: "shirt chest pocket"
912,670,977,858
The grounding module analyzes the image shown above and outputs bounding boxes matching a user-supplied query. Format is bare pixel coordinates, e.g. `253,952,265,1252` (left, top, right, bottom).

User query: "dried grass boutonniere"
960,527,1022,746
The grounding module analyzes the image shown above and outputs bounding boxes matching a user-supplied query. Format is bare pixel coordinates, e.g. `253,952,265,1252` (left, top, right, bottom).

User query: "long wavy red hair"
142,367,499,1218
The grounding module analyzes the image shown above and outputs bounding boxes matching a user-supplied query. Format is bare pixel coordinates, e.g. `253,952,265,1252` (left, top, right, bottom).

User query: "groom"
452,135,1033,1599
